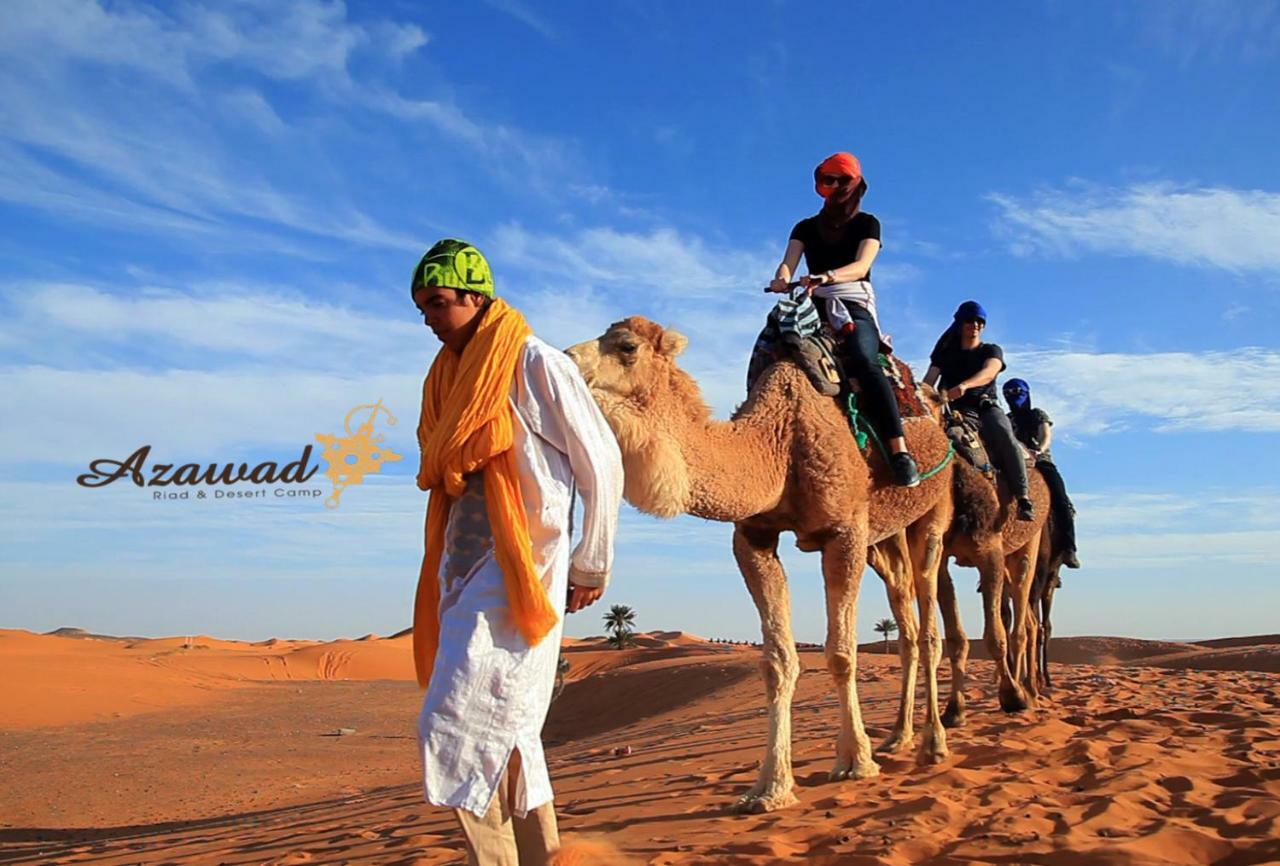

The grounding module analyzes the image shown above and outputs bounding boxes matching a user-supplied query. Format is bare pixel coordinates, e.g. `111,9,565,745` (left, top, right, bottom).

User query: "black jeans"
1036,459,1077,552
963,402,1029,499
829,300,905,442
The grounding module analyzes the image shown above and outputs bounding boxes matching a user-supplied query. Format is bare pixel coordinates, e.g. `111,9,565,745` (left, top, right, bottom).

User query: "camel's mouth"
565,340,605,389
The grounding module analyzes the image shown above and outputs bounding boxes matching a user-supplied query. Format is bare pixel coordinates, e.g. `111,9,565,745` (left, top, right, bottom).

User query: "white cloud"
1075,489,1280,532
491,223,779,415
1085,529,1280,568
0,281,430,371
1072,492,1197,529
1008,346,1280,434
220,89,287,136
479,0,558,40
0,0,595,251
1134,1,1280,65
989,182,1280,272
0,0,406,90
0,365,425,463
493,223,775,299
0,78,421,250
1065,488,1280,570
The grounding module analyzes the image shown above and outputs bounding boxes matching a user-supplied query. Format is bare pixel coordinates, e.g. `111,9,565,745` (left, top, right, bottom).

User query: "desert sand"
1,627,1278,865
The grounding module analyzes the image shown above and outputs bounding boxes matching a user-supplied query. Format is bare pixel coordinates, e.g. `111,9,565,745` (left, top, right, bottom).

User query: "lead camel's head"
566,317,705,518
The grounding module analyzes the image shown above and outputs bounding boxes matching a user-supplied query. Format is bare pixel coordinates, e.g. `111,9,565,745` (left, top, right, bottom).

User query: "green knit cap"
410,239,495,299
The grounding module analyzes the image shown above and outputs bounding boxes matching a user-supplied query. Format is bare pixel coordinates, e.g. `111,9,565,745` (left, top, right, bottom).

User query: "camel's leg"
1005,532,1042,704
732,525,800,813
1000,587,1015,672
909,522,949,764
1029,531,1052,695
937,558,970,728
1024,592,1042,694
869,535,918,756
979,545,1030,713
1040,571,1058,691
821,523,880,782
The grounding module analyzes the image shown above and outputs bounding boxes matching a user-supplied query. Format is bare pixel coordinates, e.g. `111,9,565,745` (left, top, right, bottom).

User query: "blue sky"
2,0,1278,644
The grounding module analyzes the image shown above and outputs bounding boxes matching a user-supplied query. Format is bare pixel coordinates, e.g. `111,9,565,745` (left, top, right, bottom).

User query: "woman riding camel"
769,152,921,487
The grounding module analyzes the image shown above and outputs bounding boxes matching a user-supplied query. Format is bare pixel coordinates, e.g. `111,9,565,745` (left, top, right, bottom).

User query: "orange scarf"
412,299,559,688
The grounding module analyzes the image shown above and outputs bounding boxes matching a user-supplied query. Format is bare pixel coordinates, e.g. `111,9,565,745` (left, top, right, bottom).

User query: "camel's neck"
609,363,799,524
670,406,789,523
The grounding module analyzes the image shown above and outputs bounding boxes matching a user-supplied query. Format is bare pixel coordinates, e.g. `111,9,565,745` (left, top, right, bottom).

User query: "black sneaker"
890,453,920,488
1016,496,1035,521
1063,550,1081,569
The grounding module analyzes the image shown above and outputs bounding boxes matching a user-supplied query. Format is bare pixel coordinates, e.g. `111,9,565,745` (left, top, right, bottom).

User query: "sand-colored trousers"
454,749,560,866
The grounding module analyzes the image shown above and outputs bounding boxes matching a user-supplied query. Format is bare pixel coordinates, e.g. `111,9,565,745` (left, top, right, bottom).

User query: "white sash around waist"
813,280,879,332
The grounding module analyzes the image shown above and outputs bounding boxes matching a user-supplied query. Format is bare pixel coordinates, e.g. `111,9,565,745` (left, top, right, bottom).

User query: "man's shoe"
1016,496,1035,521
1063,550,1081,569
891,453,921,488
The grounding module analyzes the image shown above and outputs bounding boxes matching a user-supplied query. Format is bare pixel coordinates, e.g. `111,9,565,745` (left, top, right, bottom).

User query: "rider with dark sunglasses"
768,152,921,487
925,301,1035,521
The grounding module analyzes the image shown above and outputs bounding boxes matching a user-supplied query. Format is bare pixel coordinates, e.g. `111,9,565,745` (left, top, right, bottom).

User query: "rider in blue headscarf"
925,301,1034,520
1003,378,1080,568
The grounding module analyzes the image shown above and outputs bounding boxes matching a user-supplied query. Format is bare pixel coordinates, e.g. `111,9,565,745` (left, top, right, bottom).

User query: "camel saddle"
943,408,995,475
747,309,931,421
944,403,1038,484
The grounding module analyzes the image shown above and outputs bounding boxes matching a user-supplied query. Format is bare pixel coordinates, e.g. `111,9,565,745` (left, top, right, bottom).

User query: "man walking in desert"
410,238,624,865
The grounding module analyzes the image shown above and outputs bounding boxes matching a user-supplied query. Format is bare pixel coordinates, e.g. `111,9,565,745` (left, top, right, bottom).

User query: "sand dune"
1194,633,1280,649
568,630,722,651
6,627,1280,731
1142,644,1280,673
2,631,1277,865
0,629,404,729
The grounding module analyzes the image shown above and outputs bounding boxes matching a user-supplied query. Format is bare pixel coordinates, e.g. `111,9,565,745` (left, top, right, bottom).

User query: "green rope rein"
845,392,955,481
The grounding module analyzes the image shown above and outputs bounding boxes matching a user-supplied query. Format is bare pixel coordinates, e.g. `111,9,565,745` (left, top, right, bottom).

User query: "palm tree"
873,617,898,653
603,604,637,650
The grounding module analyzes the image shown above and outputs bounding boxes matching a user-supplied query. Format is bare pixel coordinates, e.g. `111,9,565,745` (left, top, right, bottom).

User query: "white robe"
417,335,623,818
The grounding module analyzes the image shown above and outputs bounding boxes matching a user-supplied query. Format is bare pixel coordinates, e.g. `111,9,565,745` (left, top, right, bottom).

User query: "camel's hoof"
828,757,880,782
734,787,799,814
941,704,966,729
876,732,915,755
999,683,1031,713
917,731,949,766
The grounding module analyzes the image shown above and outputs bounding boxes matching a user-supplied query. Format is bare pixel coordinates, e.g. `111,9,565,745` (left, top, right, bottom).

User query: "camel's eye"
614,340,639,365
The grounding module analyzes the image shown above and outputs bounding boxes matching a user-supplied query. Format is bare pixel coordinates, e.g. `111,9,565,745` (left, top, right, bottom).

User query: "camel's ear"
658,330,687,358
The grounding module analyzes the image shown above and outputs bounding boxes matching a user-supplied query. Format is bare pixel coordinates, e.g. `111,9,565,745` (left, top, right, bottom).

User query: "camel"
934,458,1050,728
567,317,955,813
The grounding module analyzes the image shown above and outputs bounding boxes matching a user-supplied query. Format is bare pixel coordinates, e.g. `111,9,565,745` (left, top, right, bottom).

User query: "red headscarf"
814,152,863,199
814,152,867,235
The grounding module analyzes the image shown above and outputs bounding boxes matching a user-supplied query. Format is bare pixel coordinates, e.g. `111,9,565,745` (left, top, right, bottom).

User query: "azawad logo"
76,401,403,508
314,400,402,508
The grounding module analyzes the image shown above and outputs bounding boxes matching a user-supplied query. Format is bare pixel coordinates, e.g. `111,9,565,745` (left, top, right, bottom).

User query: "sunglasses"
817,174,854,188
961,318,986,327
